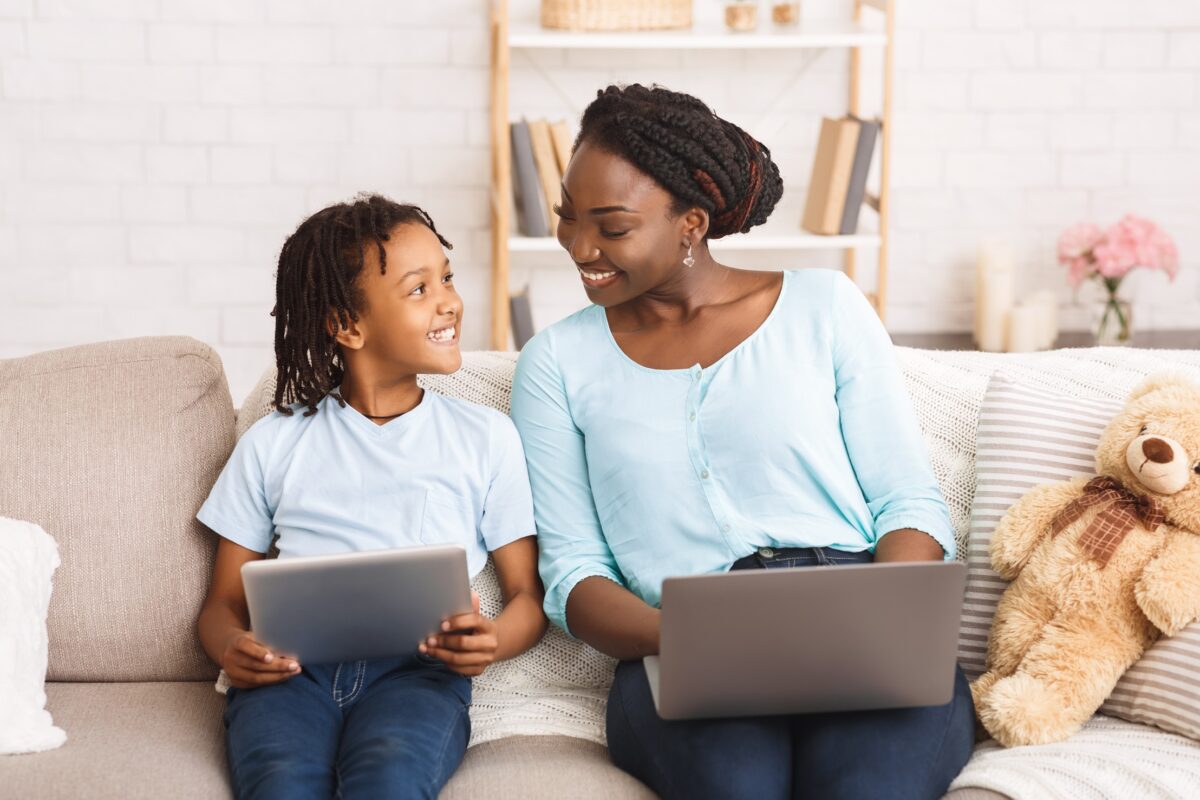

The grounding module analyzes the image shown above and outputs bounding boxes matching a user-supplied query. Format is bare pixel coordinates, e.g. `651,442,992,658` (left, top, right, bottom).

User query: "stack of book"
510,118,573,238
801,114,880,236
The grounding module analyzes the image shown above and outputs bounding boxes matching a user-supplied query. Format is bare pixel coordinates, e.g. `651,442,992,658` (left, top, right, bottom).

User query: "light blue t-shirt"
197,388,535,577
510,268,955,635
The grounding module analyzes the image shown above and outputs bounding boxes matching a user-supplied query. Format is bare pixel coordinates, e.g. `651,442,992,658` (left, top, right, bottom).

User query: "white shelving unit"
489,0,895,349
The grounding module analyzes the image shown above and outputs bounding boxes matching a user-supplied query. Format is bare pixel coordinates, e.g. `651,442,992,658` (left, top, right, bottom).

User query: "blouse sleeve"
830,272,956,559
510,330,627,635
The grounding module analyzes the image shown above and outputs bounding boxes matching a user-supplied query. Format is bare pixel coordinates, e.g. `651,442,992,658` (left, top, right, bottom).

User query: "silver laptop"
242,545,472,665
643,560,966,720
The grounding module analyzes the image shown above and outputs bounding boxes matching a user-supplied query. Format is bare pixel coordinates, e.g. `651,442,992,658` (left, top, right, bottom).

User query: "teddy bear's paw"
970,671,1000,707
977,673,1084,748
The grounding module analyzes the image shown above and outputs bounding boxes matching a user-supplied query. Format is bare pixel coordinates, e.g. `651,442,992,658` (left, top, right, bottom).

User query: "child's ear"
326,311,365,351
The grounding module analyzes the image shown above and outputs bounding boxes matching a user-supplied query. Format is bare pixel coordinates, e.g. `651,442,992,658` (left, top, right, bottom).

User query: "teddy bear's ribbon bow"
1049,475,1166,568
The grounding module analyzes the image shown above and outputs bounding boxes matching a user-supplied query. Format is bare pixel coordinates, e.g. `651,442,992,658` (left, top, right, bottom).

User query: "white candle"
1027,289,1058,350
1005,304,1041,353
974,239,1015,352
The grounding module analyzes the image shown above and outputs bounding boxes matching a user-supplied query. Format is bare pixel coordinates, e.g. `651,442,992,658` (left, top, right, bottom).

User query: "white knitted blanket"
234,346,1200,798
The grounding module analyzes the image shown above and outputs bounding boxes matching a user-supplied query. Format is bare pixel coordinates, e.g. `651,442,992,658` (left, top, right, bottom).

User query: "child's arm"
197,537,301,688
420,536,546,676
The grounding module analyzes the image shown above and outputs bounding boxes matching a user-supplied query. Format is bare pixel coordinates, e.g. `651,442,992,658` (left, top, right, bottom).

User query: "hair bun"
578,84,783,240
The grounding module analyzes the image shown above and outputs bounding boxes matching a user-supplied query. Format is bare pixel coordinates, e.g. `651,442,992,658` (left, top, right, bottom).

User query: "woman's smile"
578,265,623,289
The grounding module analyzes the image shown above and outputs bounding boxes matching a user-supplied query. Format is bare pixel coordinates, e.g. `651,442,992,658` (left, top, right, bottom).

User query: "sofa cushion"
959,375,1200,742
0,682,230,799
0,337,234,681
441,735,655,799
0,517,65,754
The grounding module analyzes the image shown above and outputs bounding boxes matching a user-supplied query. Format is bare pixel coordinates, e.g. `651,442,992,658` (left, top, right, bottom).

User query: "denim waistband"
730,545,873,571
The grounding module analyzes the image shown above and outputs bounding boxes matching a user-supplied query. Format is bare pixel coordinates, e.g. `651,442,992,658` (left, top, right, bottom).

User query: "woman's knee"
794,666,975,800
606,661,791,800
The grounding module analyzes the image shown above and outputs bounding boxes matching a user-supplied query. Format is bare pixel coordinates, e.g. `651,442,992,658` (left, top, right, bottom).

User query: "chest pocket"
420,490,476,546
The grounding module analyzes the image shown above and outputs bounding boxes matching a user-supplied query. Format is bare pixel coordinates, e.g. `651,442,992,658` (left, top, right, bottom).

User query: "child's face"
349,222,463,376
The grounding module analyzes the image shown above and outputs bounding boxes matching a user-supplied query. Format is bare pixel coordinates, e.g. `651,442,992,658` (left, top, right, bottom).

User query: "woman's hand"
221,630,301,689
419,591,500,677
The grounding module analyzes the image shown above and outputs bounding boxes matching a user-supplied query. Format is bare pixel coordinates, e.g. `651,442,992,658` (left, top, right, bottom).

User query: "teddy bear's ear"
1127,372,1200,403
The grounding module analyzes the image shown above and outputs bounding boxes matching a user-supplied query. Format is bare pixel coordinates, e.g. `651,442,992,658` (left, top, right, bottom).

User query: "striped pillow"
957,375,1200,742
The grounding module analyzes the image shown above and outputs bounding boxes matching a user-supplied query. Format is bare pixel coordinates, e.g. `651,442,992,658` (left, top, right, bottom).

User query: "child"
196,194,546,799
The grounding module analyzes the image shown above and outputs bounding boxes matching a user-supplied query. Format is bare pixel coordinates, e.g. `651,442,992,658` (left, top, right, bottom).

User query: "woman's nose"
567,233,600,265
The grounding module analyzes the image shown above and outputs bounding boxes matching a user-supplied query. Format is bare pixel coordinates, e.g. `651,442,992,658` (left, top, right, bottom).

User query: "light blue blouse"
510,268,954,636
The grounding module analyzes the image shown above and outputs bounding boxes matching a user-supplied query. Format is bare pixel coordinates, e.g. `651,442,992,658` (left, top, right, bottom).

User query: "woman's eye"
601,230,628,239
552,205,573,220
443,272,454,284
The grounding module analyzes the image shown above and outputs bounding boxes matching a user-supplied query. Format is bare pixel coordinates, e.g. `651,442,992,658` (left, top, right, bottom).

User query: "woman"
510,84,974,800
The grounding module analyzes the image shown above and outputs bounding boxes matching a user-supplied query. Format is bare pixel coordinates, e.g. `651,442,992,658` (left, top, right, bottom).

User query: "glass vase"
1093,296,1133,346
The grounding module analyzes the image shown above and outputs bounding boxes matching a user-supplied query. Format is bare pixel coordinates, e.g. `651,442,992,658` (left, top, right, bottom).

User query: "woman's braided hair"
271,193,452,417
576,84,783,240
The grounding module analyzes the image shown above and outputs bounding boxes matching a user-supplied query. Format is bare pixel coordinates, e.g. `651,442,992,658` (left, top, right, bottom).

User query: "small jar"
771,2,800,25
724,2,758,32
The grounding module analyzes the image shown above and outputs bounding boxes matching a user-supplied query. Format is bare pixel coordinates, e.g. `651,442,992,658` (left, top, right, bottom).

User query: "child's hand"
419,591,499,677
221,630,301,689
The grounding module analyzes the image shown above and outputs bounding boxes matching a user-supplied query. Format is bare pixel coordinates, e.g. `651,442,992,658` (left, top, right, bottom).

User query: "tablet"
241,545,472,664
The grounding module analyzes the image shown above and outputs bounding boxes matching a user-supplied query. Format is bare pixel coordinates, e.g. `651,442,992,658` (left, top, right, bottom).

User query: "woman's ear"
326,310,365,351
682,208,709,245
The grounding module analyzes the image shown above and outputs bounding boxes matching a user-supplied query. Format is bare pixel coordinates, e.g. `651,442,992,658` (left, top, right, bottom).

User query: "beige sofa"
3,335,1197,799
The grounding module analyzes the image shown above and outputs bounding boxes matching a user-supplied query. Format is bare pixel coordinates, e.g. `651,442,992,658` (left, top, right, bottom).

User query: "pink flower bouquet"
1057,214,1179,344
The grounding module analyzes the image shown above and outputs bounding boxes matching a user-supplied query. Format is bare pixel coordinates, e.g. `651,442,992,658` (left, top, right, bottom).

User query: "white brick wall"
1,0,1198,401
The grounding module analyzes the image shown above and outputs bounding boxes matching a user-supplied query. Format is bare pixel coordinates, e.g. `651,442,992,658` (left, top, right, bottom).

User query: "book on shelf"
801,115,863,236
549,120,573,176
839,114,880,235
510,119,548,238
527,118,561,232
510,286,535,351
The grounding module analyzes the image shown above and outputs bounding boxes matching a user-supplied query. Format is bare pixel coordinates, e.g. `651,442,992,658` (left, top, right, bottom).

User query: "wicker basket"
541,0,693,31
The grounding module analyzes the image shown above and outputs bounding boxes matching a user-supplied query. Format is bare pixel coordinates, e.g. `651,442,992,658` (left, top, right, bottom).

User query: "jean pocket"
420,490,475,545
415,650,443,667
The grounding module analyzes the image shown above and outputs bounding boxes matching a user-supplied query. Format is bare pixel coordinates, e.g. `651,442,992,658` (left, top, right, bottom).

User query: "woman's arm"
830,272,957,559
197,537,300,687
874,528,944,562
565,576,661,660
510,331,639,653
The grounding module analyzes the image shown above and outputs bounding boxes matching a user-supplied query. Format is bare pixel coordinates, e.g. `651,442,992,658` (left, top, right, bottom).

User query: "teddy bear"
971,373,1200,748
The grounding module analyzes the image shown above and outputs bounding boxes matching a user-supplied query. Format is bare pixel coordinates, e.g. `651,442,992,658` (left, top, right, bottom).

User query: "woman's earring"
683,242,695,269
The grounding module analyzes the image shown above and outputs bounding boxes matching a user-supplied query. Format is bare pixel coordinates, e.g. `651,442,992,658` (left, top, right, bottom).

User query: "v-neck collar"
328,386,432,436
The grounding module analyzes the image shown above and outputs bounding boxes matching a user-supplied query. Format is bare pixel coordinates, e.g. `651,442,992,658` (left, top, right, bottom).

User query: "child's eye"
410,283,425,296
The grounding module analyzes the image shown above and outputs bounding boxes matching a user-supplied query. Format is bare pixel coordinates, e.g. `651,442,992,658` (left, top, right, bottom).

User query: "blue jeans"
223,654,471,800
606,546,975,800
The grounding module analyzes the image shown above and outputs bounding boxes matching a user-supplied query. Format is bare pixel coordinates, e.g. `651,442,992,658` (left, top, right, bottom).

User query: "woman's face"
555,139,701,307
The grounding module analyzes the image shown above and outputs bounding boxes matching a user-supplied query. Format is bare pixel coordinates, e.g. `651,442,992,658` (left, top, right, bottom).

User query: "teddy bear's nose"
1142,437,1175,464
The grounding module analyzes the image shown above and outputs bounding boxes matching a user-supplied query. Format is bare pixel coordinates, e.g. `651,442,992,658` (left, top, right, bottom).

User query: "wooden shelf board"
508,19,886,50
509,230,881,253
